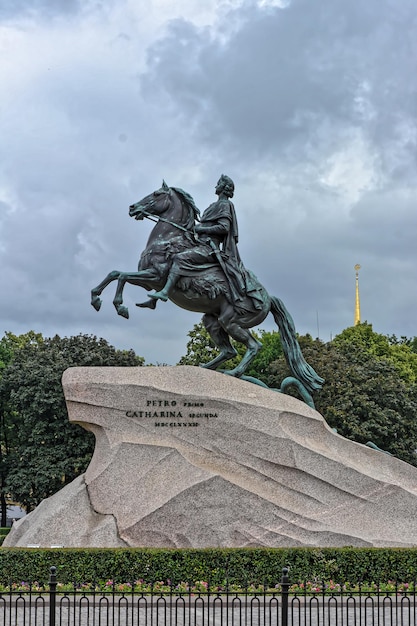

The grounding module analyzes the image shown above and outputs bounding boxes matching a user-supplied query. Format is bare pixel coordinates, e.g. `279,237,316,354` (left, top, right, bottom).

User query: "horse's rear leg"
91,270,121,311
218,309,262,377
200,314,237,370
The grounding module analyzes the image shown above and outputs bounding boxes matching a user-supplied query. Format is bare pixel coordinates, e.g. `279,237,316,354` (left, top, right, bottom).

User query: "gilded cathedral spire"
354,264,361,325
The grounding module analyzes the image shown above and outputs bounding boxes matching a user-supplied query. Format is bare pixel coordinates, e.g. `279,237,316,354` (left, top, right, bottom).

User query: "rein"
139,208,195,235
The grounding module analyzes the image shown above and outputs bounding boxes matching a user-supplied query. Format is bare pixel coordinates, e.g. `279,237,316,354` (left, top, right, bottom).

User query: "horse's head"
129,181,200,230
129,180,172,221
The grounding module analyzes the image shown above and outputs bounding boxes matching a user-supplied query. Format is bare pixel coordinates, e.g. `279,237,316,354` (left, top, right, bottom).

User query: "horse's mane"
171,187,200,229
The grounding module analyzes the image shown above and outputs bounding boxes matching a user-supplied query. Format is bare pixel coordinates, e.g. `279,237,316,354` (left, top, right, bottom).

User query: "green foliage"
245,330,284,380
333,323,417,384
0,331,44,371
0,333,45,525
178,322,219,366
1,547,417,584
178,323,283,383
0,333,143,512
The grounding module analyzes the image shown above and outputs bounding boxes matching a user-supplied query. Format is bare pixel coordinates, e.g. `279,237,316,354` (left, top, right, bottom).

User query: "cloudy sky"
1,0,416,366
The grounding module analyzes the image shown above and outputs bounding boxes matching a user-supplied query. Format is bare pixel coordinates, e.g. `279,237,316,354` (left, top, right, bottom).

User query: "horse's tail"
270,296,324,395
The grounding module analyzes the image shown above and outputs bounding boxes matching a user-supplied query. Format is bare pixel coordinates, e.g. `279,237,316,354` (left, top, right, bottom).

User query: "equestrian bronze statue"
91,176,323,405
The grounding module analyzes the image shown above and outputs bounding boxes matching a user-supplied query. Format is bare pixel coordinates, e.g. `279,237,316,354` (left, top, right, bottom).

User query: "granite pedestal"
5,366,417,547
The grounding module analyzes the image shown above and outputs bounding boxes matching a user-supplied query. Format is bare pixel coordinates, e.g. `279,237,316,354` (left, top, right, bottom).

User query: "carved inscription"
125,398,218,427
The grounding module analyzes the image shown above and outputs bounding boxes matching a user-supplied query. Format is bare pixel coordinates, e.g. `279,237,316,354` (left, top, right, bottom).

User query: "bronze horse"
91,182,323,396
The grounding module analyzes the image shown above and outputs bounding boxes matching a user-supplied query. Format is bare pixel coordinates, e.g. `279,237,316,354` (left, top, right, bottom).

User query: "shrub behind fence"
2,546,417,583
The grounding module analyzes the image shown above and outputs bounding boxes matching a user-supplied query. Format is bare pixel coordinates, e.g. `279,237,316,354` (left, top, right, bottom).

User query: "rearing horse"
91,182,323,397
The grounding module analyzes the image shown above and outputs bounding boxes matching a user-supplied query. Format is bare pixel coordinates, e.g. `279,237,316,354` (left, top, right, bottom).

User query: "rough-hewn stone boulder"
5,366,417,547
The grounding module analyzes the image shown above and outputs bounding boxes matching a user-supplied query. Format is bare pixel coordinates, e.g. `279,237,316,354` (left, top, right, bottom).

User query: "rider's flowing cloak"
175,199,265,310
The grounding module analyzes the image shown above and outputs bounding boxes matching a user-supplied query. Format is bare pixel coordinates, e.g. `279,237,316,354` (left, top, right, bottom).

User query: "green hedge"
1,548,417,584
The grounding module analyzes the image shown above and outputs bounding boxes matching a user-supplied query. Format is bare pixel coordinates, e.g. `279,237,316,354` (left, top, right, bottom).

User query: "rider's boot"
136,298,158,309
148,270,180,302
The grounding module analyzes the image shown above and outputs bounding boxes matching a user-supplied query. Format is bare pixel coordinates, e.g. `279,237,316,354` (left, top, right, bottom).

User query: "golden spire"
354,264,361,325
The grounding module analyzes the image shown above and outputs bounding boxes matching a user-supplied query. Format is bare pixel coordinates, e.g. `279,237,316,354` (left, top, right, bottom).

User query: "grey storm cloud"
142,0,416,172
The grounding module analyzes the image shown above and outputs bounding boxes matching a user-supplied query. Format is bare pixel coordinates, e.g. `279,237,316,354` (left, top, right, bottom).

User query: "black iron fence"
1,567,417,626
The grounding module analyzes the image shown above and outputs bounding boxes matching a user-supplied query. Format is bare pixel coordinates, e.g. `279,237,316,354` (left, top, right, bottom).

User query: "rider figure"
148,174,251,304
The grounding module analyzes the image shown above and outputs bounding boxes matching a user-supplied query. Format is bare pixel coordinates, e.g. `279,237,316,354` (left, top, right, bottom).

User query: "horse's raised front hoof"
136,299,157,310
91,296,102,311
117,305,129,319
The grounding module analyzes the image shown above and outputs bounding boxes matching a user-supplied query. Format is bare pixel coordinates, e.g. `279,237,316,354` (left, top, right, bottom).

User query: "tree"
0,333,143,512
0,330,44,370
0,331,44,525
333,323,417,384
178,322,283,381
178,322,219,366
